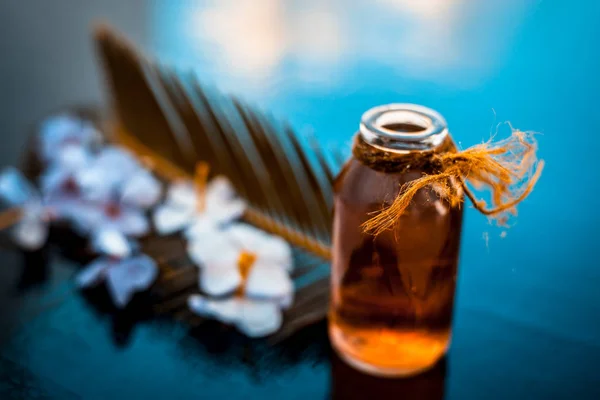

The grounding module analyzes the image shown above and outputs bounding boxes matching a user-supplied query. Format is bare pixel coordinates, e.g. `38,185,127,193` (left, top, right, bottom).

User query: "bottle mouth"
359,104,448,152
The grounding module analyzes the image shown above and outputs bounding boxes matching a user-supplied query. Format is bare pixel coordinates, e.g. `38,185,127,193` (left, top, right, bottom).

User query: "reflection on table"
330,350,447,400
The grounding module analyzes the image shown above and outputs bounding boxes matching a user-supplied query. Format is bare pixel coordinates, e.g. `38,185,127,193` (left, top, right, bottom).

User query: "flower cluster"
0,114,161,308
154,178,295,337
0,113,296,335
187,224,294,337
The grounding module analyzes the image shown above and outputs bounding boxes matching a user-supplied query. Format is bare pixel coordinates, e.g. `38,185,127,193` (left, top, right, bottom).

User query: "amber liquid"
330,158,463,377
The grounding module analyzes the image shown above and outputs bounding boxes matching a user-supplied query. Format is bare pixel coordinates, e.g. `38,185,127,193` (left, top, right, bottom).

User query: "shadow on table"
77,283,156,347
16,246,52,291
10,227,333,373
329,351,447,400
169,318,331,378
78,277,332,373
0,233,52,293
13,223,93,293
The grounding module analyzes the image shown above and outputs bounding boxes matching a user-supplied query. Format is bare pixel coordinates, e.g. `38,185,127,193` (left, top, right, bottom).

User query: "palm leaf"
93,25,343,340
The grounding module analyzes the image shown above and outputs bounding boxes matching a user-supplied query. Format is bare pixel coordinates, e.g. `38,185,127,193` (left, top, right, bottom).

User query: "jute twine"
353,130,544,236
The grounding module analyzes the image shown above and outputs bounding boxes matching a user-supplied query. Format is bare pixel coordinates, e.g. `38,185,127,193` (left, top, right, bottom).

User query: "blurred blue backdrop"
153,0,600,365
1,1,599,398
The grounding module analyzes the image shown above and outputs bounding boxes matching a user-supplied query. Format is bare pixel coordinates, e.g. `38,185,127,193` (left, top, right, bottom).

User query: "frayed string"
361,130,544,236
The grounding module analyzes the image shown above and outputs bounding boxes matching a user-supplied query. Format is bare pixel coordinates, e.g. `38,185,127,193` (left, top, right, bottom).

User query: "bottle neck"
359,104,448,153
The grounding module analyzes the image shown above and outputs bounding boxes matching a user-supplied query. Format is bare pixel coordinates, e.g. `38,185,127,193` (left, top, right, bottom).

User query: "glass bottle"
329,104,463,377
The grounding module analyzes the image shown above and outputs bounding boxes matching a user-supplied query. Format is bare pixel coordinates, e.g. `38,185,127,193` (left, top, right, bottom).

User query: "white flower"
39,145,93,213
189,224,293,298
67,199,150,239
0,166,136,251
0,167,50,250
54,143,94,171
187,224,294,338
1,144,160,250
42,174,151,240
90,227,134,258
153,176,245,236
120,169,162,210
75,229,158,308
0,167,40,208
38,114,101,164
12,203,49,251
50,145,160,237
75,145,152,203
188,296,282,338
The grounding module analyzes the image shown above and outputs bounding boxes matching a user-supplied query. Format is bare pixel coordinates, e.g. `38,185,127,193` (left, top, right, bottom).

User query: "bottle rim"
359,104,448,152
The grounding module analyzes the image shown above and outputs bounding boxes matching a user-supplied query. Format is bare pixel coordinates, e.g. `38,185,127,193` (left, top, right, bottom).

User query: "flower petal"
93,146,140,179
75,257,112,288
186,231,238,266
206,199,246,225
244,259,294,302
91,228,131,258
188,295,240,324
278,292,294,309
183,214,218,241
205,176,236,202
236,299,282,338
201,177,245,224
75,166,115,203
105,255,158,308
105,267,134,308
0,167,39,206
107,206,149,237
199,255,242,296
255,236,293,270
117,254,158,289
187,296,282,337
56,144,92,171
39,115,100,162
76,146,140,202
166,181,197,210
11,210,48,251
226,224,292,269
40,167,70,197
225,224,266,248
60,201,105,235
121,169,162,209
153,204,194,235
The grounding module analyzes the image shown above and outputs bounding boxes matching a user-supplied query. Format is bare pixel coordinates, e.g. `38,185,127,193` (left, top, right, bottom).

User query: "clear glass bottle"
329,104,463,377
